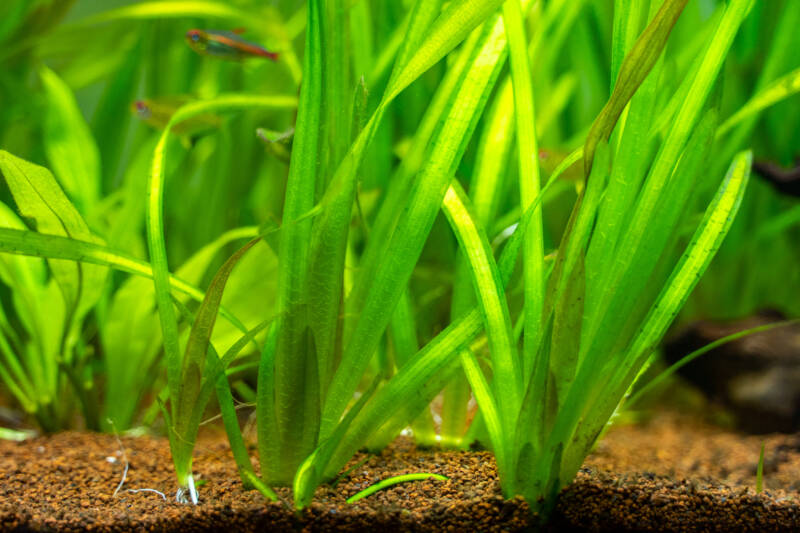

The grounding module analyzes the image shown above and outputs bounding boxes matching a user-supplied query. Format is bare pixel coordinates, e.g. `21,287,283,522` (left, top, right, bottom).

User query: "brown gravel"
1,411,799,532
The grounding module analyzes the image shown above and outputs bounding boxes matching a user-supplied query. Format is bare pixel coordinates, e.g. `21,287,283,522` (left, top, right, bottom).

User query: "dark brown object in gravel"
664,311,800,433
2,411,800,531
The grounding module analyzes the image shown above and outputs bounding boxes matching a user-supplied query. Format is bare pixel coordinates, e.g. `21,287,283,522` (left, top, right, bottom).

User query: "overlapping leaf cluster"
0,0,797,519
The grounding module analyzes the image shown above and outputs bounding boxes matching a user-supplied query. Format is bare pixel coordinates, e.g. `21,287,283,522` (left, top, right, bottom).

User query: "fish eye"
191,33,200,42
134,101,151,118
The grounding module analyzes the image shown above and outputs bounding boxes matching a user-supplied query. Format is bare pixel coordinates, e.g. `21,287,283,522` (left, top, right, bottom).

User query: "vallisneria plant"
0,0,791,523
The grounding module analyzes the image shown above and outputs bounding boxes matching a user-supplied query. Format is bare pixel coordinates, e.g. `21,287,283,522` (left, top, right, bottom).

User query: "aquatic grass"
345,473,448,504
0,0,784,521
757,441,765,494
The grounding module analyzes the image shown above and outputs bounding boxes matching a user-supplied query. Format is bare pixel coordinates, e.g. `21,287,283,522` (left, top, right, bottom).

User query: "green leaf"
0,150,106,352
717,65,800,136
268,0,323,485
39,66,101,214
385,0,507,101
144,92,296,466
583,0,689,176
72,1,253,26
171,239,258,485
345,473,448,504
502,0,545,381
561,150,752,489
0,227,249,333
442,182,519,429
321,11,511,439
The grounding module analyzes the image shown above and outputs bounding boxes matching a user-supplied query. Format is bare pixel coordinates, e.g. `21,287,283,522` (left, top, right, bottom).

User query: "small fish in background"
256,127,294,164
185,29,279,61
538,148,584,189
131,98,223,145
752,158,800,197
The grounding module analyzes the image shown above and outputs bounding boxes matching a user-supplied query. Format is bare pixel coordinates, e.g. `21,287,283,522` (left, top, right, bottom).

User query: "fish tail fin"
252,47,279,61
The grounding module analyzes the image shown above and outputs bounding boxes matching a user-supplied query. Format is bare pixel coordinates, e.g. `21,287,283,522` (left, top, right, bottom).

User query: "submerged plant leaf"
583,0,689,176
39,66,101,214
0,151,106,351
171,239,259,486
717,65,800,136
268,0,323,485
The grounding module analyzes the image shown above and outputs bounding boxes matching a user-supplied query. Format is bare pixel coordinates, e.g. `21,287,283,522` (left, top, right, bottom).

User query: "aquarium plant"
0,0,795,523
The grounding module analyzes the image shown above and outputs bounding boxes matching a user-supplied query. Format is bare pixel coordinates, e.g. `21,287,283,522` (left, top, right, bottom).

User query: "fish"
131,97,222,139
185,29,278,61
538,148,583,183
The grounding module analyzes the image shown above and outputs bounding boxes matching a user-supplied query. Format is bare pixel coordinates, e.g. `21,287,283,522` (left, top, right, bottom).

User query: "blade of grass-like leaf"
321,11,512,438
502,0,544,379
385,0,508,101
626,319,800,408
581,0,753,363
322,0,349,177
145,93,296,450
459,349,509,488
583,2,664,336
170,239,258,489
442,75,514,443
717,66,800,136
387,291,437,444
316,0,512,275
293,377,380,509
212,344,278,501
91,37,142,189
312,0,444,371
442,182,519,430
583,0,689,176
345,473,448,504
610,0,648,90
365,355,456,450
269,0,322,484
347,24,480,342
256,323,279,487
310,166,551,487
559,150,752,486
0,227,254,333
72,1,253,26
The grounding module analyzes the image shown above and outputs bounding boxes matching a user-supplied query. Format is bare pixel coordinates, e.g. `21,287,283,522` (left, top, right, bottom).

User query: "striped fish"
185,29,278,61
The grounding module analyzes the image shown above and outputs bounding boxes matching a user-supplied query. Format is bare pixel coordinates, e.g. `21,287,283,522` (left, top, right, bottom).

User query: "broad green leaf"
39,66,101,214
0,150,106,355
0,227,249,333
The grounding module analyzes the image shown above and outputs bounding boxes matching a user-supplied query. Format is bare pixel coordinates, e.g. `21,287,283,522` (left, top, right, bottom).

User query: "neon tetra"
185,29,279,61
